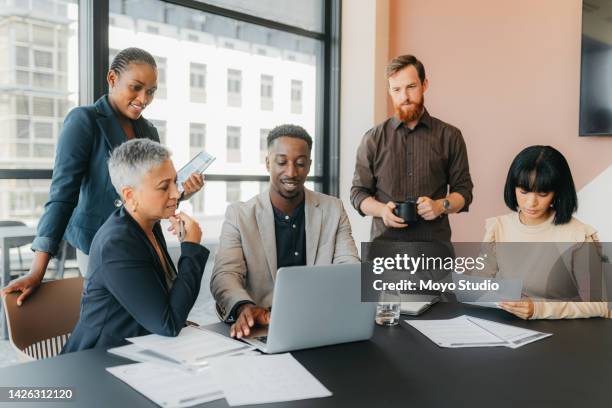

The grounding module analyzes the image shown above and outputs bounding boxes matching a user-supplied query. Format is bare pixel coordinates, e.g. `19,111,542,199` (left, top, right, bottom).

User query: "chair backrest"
2,277,83,360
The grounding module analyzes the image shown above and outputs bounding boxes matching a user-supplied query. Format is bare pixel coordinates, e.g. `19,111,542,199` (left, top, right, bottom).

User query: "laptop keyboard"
253,336,268,344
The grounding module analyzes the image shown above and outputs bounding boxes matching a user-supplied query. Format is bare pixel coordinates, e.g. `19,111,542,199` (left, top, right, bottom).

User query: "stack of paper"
125,326,254,368
106,327,332,407
406,315,551,348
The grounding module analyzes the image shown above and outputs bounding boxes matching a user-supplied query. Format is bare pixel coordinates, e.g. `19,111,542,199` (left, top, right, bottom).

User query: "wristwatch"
442,199,451,214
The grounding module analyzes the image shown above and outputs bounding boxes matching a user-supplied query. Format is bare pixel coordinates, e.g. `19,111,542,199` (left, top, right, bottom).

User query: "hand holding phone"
177,151,215,193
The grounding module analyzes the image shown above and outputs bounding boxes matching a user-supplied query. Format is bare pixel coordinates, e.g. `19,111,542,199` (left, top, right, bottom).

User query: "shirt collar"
392,108,432,131
272,198,305,220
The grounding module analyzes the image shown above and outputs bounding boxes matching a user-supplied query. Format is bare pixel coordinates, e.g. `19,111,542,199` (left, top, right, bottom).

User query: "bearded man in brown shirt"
351,55,473,242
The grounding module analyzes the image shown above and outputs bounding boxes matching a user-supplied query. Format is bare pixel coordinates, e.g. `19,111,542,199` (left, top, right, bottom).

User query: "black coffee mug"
393,199,418,223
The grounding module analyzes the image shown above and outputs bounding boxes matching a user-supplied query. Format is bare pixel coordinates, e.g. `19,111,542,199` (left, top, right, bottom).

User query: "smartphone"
177,150,216,193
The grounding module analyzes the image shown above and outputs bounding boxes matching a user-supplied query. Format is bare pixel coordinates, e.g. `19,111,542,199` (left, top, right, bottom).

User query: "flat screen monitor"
580,1,612,136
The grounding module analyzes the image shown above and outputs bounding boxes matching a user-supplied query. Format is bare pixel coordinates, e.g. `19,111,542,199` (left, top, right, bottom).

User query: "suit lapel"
121,209,169,292
305,189,321,265
95,96,126,152
256,191,278,280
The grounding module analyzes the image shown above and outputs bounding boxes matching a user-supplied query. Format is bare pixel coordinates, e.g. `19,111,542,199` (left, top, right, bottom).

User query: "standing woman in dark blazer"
2,48,203,304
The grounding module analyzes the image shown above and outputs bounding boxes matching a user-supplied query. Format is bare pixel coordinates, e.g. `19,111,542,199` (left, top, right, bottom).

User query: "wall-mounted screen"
580,0,612,136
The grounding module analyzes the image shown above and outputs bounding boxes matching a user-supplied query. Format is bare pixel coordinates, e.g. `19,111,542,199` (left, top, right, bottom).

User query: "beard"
394,97,425,124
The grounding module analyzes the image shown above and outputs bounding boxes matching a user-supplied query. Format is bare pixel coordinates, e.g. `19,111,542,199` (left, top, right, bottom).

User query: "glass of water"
375,289,401,326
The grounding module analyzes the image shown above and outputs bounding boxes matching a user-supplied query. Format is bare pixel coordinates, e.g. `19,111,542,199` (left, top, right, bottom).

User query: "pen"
178,219,185,242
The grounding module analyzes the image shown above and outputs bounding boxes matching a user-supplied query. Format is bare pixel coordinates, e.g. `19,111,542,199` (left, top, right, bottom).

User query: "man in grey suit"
210,124,360,338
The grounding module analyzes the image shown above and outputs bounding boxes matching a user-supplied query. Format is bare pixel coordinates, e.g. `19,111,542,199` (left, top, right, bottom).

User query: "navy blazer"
32,95,159,256
62,207,209,353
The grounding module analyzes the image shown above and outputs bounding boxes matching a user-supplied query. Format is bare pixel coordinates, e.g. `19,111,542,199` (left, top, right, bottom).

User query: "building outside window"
189,122,206,158
260,74,273,111
227,68,242,107
260,128,270,164
226,126,241,163
154,55,167,99
190,62,207,103
226,181,241,203
291,79,303,114
149,119,166,145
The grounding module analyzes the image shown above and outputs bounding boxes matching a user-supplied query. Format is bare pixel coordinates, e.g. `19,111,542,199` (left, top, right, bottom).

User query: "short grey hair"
108,139,171,197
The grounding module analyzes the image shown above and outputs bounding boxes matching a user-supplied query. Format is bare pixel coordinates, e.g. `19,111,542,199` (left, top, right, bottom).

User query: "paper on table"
209,353,332,406
466,316,552,349
108,343,260,370
126,327,252,367
107,362,223,408
406,316,509,348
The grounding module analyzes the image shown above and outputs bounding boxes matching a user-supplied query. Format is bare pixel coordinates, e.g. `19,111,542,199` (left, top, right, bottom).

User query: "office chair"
2,277,83,361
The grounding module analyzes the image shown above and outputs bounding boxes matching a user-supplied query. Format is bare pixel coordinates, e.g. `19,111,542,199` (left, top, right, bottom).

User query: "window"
189,122,206,157
260,74,274,111
103,0,336,237
16,120,30,140
227,69,242,107
0,1,78,224
226,181,241,203
33,97,54,116
154,56,167,99
260,128,270,164
226,126,241,163
16,46,29,67
33,50,53,69
32,25,54,46
33,122,53,139
150,120,167,145
189,63,207,103
16,95,29,115
33,73,54,88
291,79,303,114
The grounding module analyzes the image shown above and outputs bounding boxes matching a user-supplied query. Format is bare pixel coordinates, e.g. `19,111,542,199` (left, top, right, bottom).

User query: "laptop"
242,264,377,354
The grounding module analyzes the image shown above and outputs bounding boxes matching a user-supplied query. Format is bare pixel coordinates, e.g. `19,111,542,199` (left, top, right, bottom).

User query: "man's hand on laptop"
230,304,271,338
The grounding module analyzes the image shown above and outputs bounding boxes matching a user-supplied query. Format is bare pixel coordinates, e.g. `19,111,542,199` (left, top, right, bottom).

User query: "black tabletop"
1,303,611,408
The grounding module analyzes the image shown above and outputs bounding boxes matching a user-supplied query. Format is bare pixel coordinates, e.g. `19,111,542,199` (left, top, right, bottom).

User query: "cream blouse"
482,212,609,319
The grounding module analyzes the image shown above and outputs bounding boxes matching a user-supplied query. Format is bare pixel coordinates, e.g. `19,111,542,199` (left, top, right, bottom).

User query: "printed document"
107,362,223,408
126,327,252,368
406,315,551,348
209,353,332,406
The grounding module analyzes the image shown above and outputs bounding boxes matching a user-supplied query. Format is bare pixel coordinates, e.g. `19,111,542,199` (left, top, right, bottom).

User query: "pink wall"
388,0,612,241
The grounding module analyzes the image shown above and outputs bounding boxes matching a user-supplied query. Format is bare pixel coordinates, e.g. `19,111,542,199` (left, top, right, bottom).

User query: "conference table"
1,302,611,407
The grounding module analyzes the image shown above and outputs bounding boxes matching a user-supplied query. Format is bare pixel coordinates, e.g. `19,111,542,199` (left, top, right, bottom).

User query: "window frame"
0,0,341,198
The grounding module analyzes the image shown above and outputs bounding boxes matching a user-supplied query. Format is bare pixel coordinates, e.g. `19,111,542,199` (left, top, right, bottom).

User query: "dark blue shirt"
272,200,306,268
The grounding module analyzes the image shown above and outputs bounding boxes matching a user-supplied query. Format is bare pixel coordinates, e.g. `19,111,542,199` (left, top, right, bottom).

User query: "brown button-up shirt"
351,110,473,242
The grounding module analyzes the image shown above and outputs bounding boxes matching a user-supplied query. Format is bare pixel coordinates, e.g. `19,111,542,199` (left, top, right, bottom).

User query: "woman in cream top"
484,145,608,320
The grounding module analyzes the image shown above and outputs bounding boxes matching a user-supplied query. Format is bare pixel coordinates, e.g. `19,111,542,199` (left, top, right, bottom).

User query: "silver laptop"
243,264,376,354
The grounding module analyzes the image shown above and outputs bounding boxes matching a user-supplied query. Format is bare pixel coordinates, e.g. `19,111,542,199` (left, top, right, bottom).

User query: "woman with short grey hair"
63,139,209,352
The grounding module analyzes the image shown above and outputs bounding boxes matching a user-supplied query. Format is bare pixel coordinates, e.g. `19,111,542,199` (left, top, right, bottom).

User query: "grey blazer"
210,189,360,321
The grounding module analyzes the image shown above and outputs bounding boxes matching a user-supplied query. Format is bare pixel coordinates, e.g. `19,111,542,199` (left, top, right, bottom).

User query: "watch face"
443,199,450,210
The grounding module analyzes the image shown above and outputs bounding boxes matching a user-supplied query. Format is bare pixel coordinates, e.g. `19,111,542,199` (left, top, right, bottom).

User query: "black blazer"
32,95,159,256
62,207,208,353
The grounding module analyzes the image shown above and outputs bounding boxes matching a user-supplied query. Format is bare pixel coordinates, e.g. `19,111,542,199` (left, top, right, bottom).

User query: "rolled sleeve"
447,129,473,212
350,131,377,217
31,236,60,256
